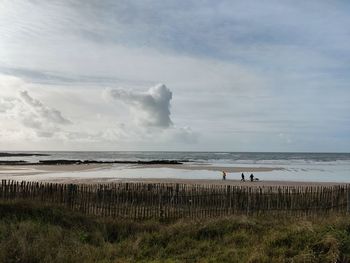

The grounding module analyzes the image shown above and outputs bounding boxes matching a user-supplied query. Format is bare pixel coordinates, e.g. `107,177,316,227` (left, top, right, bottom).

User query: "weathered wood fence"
0,180,349,219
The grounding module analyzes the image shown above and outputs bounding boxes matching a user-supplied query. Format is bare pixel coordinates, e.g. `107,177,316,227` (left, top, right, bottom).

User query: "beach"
0,151,349,186
0,163,346,187
0,153,349,263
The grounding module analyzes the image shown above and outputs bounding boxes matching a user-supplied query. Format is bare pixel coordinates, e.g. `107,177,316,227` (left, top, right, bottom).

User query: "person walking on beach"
250,173,254,182
241,173,245,182
222,171,227,180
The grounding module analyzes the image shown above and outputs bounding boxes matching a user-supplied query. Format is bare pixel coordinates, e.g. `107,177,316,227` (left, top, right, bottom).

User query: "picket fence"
0,180,349,219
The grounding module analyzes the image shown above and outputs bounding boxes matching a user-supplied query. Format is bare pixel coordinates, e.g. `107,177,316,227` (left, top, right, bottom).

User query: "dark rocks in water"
0,152,49,157
0,161,28,165
39,160,83,165
83,160,185,165
0,157,188,166
38,160,185,165
136,160,184,165
83,160,189,164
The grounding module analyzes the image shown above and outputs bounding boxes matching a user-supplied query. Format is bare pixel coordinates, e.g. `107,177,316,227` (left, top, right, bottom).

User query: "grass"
0,201,350,262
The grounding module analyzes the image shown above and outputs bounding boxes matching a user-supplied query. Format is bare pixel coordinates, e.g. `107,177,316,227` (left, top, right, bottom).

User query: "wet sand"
134,164,284,173
0,164,346,187
0,163,283,176
0,164,112,176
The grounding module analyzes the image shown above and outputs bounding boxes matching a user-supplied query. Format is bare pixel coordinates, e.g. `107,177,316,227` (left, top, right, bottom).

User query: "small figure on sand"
222,171,227,180
250,173,254,182
241,173,245,182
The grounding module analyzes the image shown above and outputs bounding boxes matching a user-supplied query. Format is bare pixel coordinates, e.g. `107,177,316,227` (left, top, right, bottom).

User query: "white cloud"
0,97,15,113
0,89,71,138
0,75,199,149
0,0,349,151
102,84,199,145
19,90,71,125
105,84,173,128
163,126,199,144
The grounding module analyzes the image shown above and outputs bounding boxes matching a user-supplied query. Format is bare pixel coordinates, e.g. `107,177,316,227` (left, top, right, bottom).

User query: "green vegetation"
0,201,349,262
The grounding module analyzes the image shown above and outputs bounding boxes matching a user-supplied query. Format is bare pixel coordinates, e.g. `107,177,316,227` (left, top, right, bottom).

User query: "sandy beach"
0,164,346,187
0,164,112,176
0,163,283,176
134,164,285,172
0,164,284,174
114,178,346,186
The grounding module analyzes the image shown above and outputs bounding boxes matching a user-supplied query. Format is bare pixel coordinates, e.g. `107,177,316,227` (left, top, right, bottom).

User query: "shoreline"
133,164,284,172
0,163,284,175
0,164,347,187
0,164,112,176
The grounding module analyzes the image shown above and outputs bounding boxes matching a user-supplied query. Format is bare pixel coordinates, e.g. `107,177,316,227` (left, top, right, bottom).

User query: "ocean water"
1,152,350,182
1,151,350,164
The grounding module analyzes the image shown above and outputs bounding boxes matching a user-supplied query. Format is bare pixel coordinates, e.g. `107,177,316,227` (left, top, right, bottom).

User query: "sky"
0,0,349,152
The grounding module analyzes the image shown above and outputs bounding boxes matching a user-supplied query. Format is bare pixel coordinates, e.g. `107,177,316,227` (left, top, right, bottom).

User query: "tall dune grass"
0,201,349,262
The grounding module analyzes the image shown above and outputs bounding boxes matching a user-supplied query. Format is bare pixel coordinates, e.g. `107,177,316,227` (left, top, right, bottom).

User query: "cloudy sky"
0,0,349,152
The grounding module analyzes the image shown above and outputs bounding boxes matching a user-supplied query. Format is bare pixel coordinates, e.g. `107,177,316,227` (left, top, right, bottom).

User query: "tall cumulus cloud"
104,84,173,128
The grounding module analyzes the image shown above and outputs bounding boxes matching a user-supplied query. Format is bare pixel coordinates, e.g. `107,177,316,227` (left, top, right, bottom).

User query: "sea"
1,152,350,183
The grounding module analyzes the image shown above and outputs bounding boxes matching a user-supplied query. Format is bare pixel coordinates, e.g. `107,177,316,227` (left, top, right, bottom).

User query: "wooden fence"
0,180,349,219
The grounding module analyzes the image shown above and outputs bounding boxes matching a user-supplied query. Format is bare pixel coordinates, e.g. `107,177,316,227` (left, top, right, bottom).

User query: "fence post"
347,186,350,214
159,187,164,219
2,180,349,219
226,185,231,215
